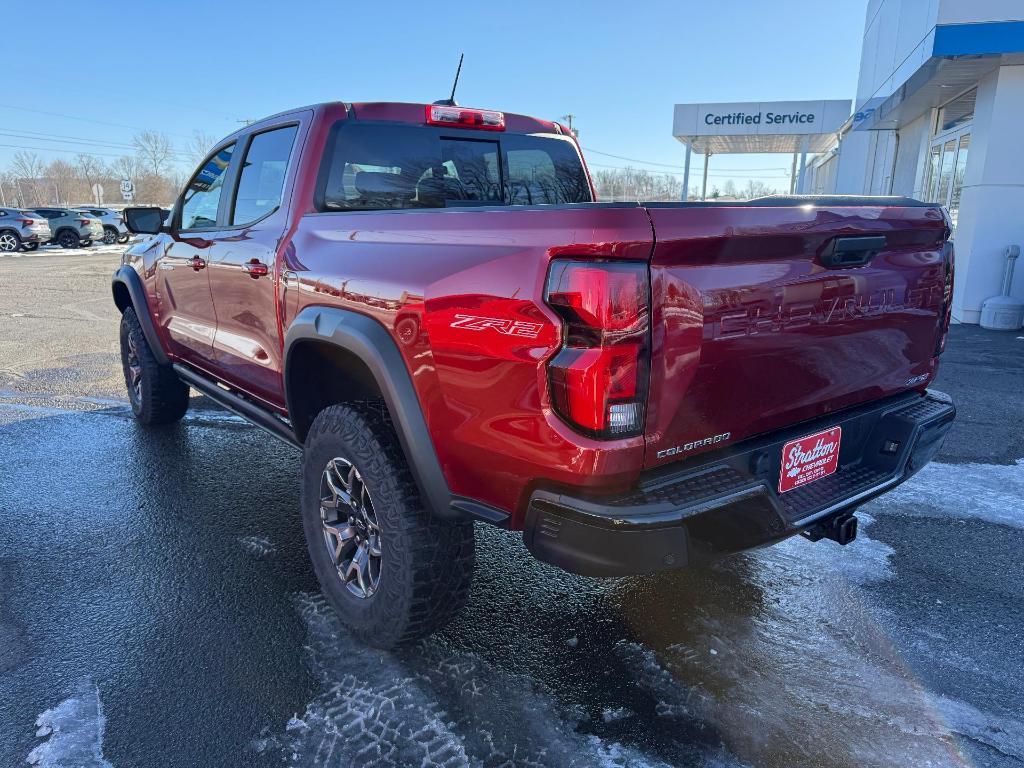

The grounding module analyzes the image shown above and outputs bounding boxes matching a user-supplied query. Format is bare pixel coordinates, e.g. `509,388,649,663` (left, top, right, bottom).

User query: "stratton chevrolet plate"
779,427,842,494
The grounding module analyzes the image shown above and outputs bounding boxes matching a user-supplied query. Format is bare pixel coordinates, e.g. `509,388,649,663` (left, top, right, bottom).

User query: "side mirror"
123,207,166,235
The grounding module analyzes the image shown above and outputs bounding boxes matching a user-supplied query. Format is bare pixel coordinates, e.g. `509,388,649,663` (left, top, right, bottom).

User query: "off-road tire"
119,307,189,424
301,402,475,648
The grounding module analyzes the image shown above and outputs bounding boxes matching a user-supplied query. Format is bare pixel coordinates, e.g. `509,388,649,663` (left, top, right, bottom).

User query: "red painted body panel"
122,102,951,531
289,206,653,525
644,205,949,468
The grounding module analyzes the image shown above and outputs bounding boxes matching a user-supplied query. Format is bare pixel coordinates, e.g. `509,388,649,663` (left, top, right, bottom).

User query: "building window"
937,88,976,133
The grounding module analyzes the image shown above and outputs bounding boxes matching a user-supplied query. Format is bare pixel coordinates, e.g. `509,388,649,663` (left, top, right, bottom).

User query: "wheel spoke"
322,521,356,564
318,455,382,599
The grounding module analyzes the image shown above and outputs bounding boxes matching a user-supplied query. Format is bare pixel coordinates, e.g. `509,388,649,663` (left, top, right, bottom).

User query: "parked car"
115,101,956,649
73,206,130,245
0,207,51,252
31,208,104,248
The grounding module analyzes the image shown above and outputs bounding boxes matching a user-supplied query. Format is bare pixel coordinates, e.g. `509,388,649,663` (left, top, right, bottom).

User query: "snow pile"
27,681,113,768
865,459,1024,529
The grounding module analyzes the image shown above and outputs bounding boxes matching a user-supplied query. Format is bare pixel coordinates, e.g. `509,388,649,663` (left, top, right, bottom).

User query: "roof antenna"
433,54,464,107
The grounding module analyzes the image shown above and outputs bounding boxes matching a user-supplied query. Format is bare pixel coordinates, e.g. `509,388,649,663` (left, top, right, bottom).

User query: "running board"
172,364,301,450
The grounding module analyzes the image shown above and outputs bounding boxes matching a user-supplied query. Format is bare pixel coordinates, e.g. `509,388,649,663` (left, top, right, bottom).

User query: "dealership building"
673,0,1024,324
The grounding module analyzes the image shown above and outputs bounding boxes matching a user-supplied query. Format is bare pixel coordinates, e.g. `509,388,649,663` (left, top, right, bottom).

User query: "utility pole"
560,114,578,137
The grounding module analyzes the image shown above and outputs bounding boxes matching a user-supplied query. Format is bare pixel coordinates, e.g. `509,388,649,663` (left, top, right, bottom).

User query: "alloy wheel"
103,229,117,245
125,332,143,405
0,233,19,252
319,457,382,599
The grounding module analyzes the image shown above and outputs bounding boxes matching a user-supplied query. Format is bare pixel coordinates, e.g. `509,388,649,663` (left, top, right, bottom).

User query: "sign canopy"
672,100,852,154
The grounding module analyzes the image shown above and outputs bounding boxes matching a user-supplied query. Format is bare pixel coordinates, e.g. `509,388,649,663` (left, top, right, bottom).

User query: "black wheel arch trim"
284,306,509,525
111,266,169,366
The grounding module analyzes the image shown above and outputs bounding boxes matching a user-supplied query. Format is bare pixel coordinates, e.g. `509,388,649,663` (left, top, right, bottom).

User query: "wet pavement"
1,250,1023,767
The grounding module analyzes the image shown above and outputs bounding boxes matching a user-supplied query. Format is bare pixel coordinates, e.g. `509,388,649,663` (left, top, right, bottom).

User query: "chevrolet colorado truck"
114,101,955,648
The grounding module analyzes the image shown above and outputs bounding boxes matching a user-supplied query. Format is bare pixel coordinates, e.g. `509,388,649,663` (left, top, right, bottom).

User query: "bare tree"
723,180,738,198
740,179,780,199
133,130,174,177
47,159,79,205
186,130,217,165
591,166,681,202
10,151,46,205
110,155,141,184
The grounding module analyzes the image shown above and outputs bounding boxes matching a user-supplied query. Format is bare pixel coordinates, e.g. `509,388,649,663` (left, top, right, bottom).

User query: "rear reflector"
545,260,649,438
425,105,505,131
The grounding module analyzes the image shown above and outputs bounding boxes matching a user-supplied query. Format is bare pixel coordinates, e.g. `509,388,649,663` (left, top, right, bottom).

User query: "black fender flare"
111,266,169,366
284,306,495,523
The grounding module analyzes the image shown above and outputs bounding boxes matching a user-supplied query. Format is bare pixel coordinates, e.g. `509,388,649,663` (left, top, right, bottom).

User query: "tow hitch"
802,513,858,546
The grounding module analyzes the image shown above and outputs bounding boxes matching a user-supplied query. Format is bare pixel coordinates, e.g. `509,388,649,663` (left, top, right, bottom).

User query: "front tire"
23,242,39,252
102,227,118,245
117,232,130,244
119,308,189,424
301,402,475,648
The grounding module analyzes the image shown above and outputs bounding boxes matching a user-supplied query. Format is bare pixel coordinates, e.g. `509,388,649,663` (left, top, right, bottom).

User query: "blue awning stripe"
933,21,1024,57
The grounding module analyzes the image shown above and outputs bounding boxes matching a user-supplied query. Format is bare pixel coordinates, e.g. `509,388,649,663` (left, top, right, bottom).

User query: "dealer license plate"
778,426,842,494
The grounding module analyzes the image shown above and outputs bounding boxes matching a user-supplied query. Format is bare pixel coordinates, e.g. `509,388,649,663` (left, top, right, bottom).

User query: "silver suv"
0,208,51,252
31,208,104,249
73,206,130,245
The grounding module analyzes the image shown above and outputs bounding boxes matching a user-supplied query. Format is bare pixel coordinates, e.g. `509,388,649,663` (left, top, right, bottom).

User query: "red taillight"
544,260,649,437
78,219,90,226
19,219,33,227
937,240,955,355
425,105,505,131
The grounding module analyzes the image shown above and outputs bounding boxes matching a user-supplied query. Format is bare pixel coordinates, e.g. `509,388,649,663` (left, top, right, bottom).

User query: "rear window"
318,122,591,211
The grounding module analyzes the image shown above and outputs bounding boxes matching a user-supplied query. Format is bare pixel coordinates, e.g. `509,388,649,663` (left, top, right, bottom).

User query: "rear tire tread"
302,401,474,648
120,307,189,425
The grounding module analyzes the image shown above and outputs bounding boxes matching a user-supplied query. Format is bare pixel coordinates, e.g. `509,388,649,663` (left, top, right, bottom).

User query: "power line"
0,103,197,140
586,162,789,179
0,131,196,161
582,146,791,173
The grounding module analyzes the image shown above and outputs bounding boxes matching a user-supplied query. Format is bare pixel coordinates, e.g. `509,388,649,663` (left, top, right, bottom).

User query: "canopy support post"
682,142,692,201
701,152,711,201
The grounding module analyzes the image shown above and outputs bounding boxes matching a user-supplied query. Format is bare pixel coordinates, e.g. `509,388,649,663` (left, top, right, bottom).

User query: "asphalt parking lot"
1,248,1023,768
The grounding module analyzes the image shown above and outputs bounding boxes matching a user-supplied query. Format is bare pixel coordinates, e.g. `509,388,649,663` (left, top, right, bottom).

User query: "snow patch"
26,682,112,768
238,534,277,560
263,593,676,768
864,459,1024,529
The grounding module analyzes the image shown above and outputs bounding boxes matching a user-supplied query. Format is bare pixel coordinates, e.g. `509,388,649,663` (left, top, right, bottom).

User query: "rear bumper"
523,389,955,576
23,229,49,243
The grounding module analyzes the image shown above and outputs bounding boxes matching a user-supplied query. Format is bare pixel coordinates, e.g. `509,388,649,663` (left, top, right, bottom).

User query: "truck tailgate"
643,201,950,468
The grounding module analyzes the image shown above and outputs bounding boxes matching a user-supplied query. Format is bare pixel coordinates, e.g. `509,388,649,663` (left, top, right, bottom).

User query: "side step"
172,364,301,450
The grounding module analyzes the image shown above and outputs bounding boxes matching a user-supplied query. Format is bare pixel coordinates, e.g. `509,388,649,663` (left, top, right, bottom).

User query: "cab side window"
231,125,298,225
180,144,235,230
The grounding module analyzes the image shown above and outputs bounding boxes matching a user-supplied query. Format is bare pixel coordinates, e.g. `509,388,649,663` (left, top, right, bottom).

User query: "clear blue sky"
2,0,868,193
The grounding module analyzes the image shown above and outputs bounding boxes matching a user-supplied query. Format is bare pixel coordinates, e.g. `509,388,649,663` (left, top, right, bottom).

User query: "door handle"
189,256,206,271
242,259,269,279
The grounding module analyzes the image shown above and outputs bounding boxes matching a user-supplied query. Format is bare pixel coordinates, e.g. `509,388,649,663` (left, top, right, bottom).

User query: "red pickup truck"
114,101,955,648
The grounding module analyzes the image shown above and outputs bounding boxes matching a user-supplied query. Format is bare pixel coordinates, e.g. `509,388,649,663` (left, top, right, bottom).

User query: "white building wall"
888,110,931,197
949,65,1024,322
